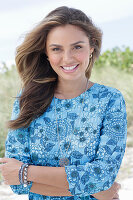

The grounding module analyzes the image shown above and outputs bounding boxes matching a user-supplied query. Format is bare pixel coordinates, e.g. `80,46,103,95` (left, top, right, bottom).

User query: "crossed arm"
0,158,120,199
29,164,120,198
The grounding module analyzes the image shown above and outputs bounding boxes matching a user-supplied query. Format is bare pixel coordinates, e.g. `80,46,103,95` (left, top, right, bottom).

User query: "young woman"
0,6,126,200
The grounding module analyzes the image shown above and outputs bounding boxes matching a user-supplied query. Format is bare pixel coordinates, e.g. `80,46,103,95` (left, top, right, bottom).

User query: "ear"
90,47,94,54
44,51,49,61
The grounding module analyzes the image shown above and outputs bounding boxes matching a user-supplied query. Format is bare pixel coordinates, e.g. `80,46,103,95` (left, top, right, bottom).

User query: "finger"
0,157,9,163
115,182,121,189
113,198,120,200
4,180,9,185
112,182,121,192
2,176,7,184
0,163,7,170
113,193,119,198
116,183,121,190
0,164,4,170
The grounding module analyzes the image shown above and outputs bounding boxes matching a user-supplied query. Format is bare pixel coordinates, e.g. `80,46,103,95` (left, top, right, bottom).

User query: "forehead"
46,24,89,45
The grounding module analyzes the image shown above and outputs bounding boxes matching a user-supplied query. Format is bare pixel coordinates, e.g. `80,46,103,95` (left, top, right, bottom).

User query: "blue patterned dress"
5,83,127,200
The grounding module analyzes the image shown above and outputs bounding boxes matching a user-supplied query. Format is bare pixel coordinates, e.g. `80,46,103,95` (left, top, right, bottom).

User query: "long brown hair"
8,6,102,130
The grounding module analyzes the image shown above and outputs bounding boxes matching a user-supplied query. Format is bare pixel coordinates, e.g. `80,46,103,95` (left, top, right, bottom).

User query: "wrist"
27,165,34,182
19,163,32,187
27,165,46,184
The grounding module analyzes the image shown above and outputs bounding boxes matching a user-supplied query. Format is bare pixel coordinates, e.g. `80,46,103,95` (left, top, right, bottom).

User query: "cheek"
48,55,61,67
76,52,90,64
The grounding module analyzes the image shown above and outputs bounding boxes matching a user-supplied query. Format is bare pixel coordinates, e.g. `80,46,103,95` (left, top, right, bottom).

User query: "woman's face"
46,24,94,82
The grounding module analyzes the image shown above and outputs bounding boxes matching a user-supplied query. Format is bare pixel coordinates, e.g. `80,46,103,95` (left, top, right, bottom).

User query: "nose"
62,50,74,64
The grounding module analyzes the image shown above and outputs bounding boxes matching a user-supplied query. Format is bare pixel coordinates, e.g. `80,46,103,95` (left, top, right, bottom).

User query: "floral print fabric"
5,83,127,200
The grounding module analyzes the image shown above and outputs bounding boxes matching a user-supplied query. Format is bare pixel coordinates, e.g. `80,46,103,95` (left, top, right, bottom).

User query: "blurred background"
0,0,133,199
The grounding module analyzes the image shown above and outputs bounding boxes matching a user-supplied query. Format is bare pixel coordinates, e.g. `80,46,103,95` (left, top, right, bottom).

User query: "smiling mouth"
61,64,79,71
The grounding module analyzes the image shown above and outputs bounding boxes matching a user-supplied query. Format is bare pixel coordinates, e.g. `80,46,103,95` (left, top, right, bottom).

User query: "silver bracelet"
19,163,27,185
23,163,31,187
19,163,31,187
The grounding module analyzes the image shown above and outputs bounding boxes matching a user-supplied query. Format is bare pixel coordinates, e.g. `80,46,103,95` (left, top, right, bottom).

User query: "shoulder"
93,82,124,99
95,83,126,114
89,83,126,111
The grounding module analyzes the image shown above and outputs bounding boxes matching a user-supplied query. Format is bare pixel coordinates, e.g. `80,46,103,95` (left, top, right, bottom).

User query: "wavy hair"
8,6,102,129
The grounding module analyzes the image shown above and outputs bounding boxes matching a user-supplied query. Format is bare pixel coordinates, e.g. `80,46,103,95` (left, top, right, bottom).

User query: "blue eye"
52,48,60,51
74,45,82,49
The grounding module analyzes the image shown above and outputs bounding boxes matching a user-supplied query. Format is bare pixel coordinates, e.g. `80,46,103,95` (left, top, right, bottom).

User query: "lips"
61,64,79,71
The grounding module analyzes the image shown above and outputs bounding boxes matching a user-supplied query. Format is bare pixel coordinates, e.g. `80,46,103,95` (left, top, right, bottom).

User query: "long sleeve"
65,91,127,196
5,94,33,194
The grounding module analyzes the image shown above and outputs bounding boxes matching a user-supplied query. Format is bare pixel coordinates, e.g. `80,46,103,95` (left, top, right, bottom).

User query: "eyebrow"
49,41,85,47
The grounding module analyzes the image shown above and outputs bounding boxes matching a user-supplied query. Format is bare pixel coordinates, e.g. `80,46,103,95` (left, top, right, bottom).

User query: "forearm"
30,182,119,199
27,165,119,199
30,182,73,196
28,165,69,190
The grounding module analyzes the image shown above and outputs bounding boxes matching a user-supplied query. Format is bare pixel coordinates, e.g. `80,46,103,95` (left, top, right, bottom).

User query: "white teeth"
62,65,78,70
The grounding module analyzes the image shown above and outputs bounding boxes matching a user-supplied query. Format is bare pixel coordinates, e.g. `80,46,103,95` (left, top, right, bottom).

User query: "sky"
0,0,133,67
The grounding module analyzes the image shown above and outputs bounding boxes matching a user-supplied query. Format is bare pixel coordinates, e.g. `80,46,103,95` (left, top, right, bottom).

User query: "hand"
0,157,23,185
92,181,121,200
113,191,120,200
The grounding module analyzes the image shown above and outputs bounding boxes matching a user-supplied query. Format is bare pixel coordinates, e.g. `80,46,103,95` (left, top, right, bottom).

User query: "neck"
54,78,89,99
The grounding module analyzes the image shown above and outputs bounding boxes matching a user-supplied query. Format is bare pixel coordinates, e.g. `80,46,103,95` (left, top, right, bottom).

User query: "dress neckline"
54,82,98,101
